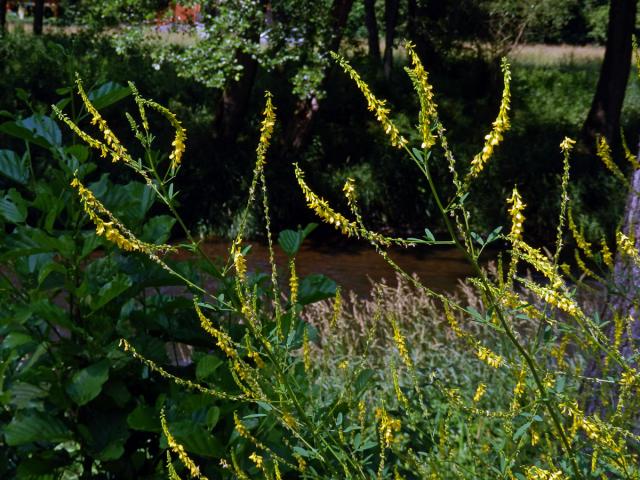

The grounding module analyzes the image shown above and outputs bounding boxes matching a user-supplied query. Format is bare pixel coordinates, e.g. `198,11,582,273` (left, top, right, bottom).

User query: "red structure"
157,2,202,26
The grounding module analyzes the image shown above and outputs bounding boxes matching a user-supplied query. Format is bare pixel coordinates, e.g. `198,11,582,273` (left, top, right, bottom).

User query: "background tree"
364,0,381,62
582,0,637,156
33,0,45,35
0,0,7,35
382,0,400,79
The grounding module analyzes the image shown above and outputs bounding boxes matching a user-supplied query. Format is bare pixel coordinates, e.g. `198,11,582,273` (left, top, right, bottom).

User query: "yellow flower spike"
330,286,342,328
193,301,238,359
476,345,503,368
52,105,109,157
119,339,238,400
375,406,401,448
331,52,407,148
523,280,581,317
70,177,173,254
141,99,187,170
302,327,311,373
75,75,130,164
257,92,276,167
600,237,613,268
289,258,298,305
294,163,360,237
596,136,627,183
128,81,150,133
567,208,593,258
468,58,511,181
525,466,568,480
249,452,264,469
617,231,640,266
507,187,526,242
559,137,576,153
404,41,438,150
620,129,640,170
473,383,487,402
161,408,209,480
166,451,183,480
390,316,412,369
391,360,409,408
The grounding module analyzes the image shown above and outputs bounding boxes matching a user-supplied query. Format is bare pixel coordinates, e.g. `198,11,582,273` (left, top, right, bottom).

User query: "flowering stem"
411,149,585,480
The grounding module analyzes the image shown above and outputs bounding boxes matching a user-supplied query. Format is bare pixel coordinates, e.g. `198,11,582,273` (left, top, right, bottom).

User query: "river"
196,238,479,296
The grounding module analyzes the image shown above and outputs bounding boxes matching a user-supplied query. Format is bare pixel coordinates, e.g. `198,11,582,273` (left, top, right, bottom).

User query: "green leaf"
298,274,337,305
0,149,29,185
4,410,71,445
64,144,89,163
424,228,436,242
0,121,52,149
141,215,176,244
18,115,62,147
278,229,301,257
278,223,317,257
127,404,160,432
170,421,225,458
206,407,220,429
195,355,223,381
88,82,131,110
66,360,110,406
513,421,533,441
0,189,28,223
90,274,133,311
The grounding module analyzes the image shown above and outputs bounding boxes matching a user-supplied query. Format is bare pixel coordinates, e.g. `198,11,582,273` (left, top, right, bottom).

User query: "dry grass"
510,43,604,65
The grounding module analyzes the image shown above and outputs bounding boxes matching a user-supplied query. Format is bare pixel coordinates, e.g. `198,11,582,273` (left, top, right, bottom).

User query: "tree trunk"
364,0,381,62
582,0,636,157
33,0,44,35
0,0,7,35
284,0,355,153
585,151,640,416
407,0,416,43
214,50,259,145
611,164,640,354
383,0,400,80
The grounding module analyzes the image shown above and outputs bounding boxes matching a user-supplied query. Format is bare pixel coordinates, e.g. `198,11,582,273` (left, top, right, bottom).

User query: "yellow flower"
405,41,438,150
468,58,511,180
473,383,487,402
249,453,264,469
617,231,640,266
161,408,208,480
477,345,503,368
596,136,627,183
507,187,526,241
70,177,172,254
331,52,407,148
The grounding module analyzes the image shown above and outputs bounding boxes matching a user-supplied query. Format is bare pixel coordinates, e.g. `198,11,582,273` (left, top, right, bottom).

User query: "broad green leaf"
278,229,301,257
0,122,52,149
9,382,49,410
195,355,223,381
141,215,175,244
88,82,131,110
4,410,71,445
0,149,29,185
298,274,337,305
170,421,225,458
127,404,160,432
90,274,133,311
66,360,110,406
0,189,28,223
64,144,89,162
18,115,62,147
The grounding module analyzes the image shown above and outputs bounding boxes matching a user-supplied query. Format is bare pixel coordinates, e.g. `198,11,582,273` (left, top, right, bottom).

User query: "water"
197,238,479,296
